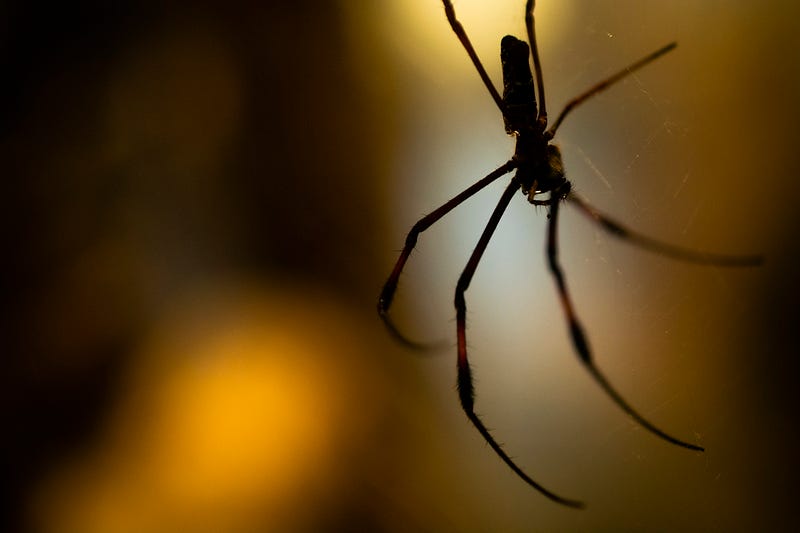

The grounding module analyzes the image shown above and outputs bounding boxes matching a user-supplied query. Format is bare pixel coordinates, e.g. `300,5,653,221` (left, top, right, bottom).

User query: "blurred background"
3,0,799,531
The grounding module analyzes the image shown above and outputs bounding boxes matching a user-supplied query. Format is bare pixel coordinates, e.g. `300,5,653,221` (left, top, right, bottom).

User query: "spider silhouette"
378,0,762,508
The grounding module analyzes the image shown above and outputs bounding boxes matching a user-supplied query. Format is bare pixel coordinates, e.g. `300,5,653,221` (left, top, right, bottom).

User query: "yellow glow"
376,0,575,80
142,327,337,513
32,285,367,533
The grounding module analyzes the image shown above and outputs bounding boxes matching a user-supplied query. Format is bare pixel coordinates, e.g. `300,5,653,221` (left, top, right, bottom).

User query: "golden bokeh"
32,285,377,532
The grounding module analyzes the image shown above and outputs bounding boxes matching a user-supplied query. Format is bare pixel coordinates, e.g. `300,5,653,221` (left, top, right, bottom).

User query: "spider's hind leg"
441,0,504,111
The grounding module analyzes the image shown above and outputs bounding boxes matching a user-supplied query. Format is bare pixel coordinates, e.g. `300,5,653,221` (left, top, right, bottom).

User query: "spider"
378,0,762,508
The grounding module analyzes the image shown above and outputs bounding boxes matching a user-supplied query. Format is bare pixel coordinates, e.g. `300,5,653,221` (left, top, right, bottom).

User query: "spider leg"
524,0,548,127
442,0,504,112
546,42,677,139
567,191,764,266
378,161,516,349
547,183,705,451
455,177,584,508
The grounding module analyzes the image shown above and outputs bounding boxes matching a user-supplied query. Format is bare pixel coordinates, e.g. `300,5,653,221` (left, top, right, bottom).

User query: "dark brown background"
4,1,799,531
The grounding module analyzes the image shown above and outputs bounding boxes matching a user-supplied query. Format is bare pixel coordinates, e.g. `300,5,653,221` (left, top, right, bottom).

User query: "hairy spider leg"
378,161,516,348
442,0,504,111
566,192,764,266
546,42,677,139
455,177,585,508
524,0,548,127
548,183,707,451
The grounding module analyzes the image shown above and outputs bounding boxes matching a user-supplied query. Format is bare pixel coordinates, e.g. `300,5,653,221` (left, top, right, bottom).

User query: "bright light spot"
31,285,372,533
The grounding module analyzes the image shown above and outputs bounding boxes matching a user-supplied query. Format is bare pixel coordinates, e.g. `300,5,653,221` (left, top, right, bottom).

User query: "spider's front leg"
545,182,705,451
378,162,515,348
454,176,584,508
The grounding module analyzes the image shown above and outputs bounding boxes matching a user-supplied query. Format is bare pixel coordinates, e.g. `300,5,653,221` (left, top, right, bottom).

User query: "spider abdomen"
501,35,537,135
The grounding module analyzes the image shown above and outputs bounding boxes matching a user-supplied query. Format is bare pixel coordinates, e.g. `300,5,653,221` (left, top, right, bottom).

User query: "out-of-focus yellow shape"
32,283,376,533
366,0,573,81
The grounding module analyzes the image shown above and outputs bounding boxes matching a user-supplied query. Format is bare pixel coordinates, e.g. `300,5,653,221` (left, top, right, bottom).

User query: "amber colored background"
3,1,799,531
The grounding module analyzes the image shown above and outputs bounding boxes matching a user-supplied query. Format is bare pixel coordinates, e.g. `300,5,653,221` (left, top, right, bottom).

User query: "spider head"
515,143,566,203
